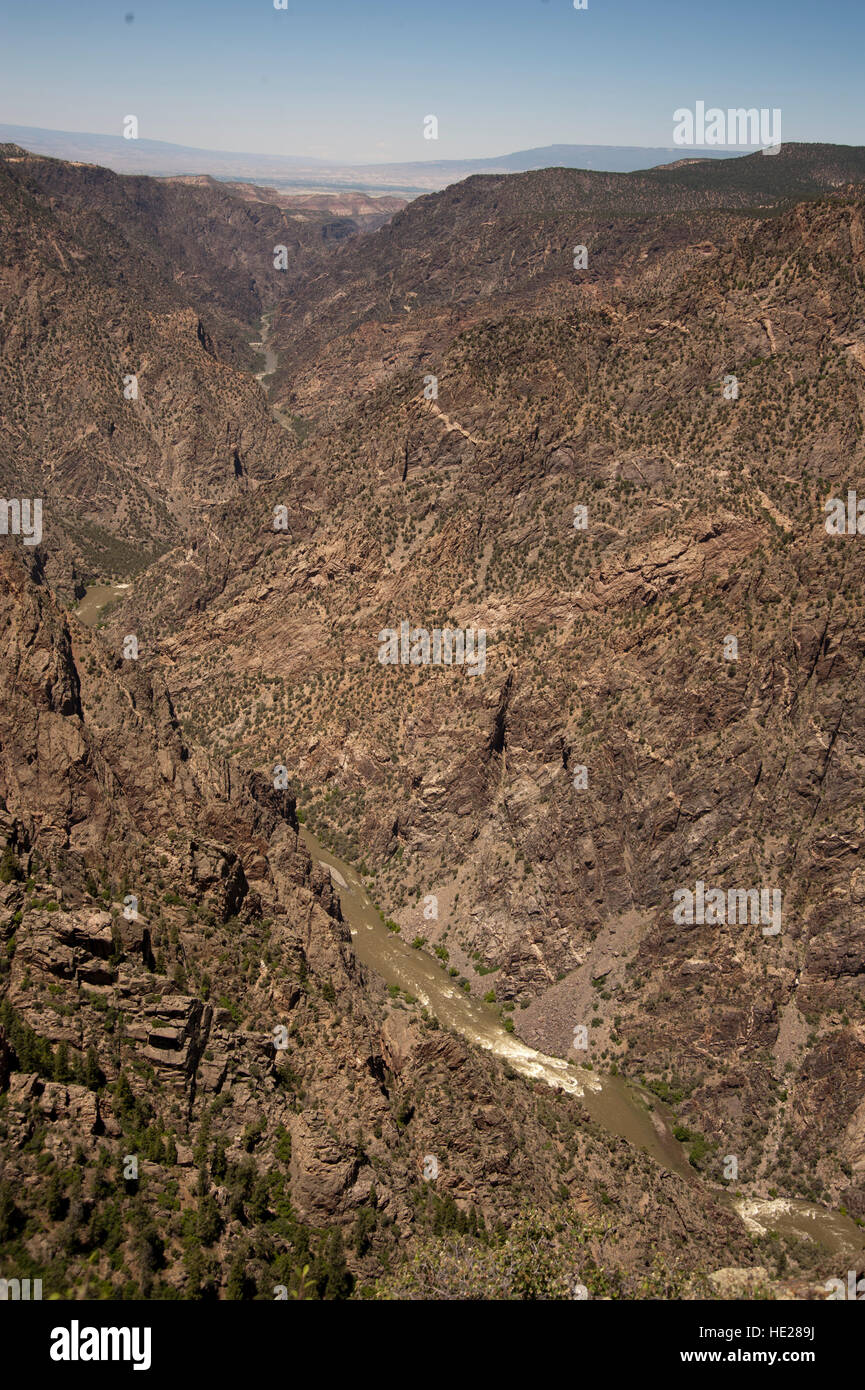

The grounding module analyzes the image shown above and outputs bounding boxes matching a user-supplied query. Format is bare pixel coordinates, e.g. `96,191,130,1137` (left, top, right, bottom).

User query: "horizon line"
2,121,843,169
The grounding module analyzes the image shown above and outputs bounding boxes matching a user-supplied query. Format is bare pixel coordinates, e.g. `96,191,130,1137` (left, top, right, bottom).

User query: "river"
251,312,278,386
301,825,865,1263
303,827,695,1177
74,581,130,627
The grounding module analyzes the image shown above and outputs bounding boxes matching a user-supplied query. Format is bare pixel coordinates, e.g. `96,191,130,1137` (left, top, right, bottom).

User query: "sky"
1,0,863,163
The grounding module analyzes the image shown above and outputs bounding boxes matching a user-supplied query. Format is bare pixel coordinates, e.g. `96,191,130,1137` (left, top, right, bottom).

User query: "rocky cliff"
3,144,865,1298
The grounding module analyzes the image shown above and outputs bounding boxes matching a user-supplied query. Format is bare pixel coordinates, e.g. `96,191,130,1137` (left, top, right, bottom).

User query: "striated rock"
3,145,865,1299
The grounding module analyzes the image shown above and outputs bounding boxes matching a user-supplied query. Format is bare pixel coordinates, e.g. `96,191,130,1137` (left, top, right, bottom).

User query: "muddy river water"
302,826,865,1263
75,582,129,627
301,827,688,1172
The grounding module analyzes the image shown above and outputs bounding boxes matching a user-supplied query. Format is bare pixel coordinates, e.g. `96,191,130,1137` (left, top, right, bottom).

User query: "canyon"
2,138,865,1299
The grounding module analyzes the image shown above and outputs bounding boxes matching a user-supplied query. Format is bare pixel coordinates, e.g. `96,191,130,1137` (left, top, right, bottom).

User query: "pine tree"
225,1248,251,1300
53,1040,71,1083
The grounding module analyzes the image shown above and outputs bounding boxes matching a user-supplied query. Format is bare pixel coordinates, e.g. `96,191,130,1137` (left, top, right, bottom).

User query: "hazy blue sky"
1,0,862,162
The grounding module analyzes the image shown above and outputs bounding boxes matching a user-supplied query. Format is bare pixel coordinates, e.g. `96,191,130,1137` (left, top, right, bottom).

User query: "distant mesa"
0,124,748,196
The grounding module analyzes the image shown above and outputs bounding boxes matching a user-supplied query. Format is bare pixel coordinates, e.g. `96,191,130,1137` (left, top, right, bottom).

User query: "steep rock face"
0,149,372,592
4,147,865,1297
266,146,865,419
4,153,361,335
117,177,865,1214
1,555,763,1296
